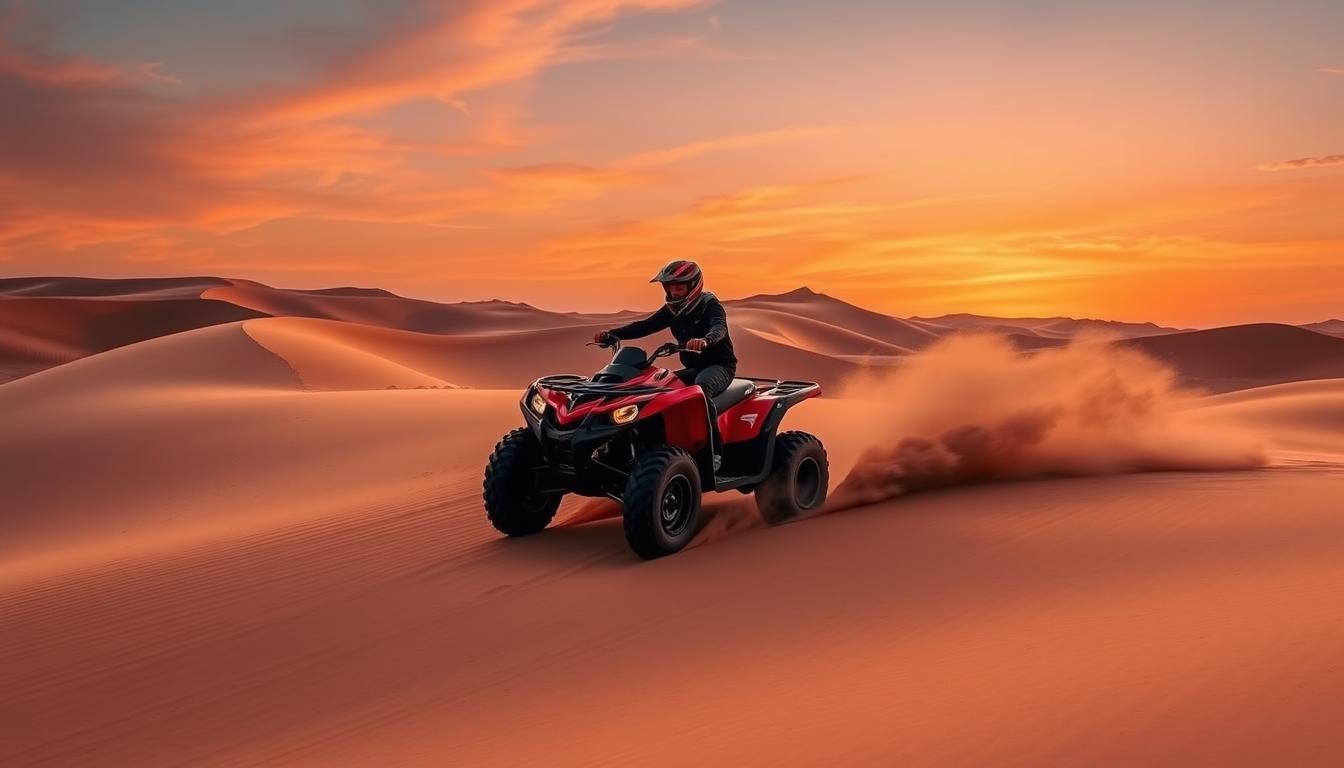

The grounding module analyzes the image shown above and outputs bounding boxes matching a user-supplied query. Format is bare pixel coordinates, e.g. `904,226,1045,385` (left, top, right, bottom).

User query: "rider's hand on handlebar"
593,330,615,345
684,338,708,352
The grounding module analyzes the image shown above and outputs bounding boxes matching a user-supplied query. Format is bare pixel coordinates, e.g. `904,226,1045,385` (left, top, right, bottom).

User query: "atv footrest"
713,475,758,491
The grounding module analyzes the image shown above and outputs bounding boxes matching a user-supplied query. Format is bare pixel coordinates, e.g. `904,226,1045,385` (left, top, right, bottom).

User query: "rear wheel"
756,431,829,525
623,446,702,559
484,428,562,536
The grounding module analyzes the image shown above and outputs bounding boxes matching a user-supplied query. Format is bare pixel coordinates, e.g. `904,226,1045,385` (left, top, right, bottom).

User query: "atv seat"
711,378,756,413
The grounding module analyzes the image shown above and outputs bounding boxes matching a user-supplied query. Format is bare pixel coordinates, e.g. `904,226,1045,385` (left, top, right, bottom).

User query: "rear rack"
740,377,819,397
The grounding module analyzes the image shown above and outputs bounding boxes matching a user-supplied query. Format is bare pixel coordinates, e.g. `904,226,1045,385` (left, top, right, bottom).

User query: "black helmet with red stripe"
650,259,704,315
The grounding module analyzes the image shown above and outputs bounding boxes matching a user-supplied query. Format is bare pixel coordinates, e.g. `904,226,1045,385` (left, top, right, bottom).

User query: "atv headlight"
529,391,547,415
611,404,640,424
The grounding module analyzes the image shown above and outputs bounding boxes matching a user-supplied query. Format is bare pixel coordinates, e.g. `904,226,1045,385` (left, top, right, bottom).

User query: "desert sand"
2,278,1342,766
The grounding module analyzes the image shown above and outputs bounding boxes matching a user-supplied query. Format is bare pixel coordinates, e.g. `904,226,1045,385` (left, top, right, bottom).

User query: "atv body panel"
519,345,819,499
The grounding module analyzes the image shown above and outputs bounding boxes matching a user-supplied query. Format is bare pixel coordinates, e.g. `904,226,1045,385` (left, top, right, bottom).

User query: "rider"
593,260,738,463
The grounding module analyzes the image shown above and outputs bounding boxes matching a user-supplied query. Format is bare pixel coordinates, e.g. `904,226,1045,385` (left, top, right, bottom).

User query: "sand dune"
914,317,1050,337
0,317,524,565
241,316,564,389
734,286,945,349
1196,379,1344,458
236,315,865,391
292,286,402,298
1300,319,1344,338
2,320,1342,764
0,297,266,382
913,311,1183,339
0,323,86,383
204,279,587,334
0,276,230,299
1003,331,1070,350
1124,323,1344,393
731,306,914,355
243,319,453,391
0,322,300,401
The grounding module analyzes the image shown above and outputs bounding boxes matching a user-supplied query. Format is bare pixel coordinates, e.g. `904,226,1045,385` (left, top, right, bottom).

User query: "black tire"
484,428,562,536
622,446,702,559
756,431,829,525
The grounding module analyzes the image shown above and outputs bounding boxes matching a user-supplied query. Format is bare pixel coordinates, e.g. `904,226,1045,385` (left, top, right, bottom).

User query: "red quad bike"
483,339,829,559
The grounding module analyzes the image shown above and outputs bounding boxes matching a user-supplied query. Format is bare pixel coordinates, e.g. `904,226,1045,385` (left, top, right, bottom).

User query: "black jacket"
608,293,738,371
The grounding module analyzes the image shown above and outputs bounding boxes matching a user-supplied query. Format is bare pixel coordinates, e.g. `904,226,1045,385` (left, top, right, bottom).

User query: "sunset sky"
1,0,1341,326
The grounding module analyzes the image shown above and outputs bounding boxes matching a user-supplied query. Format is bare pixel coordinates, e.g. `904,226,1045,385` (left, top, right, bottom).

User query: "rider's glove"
593,330,616,345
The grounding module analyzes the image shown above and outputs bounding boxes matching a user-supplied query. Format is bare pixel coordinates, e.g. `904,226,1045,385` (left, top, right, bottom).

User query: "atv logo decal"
740,413,758,427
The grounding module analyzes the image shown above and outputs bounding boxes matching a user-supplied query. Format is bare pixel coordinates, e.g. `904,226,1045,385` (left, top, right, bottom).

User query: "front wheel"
623,446,702,559
756,431,829,525
484,428,562,536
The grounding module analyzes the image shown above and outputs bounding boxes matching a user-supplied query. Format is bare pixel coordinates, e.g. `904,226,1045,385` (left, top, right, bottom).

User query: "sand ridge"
8,277,1341,393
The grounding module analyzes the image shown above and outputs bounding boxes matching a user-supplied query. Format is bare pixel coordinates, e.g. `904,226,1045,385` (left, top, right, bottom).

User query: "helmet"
650,259,704,316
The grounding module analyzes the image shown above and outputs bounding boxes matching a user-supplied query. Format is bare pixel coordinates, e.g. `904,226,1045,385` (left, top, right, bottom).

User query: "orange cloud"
1256,154,1344,171
0,4,857,259
690,174,884,216
484,163,648,207
0,1,729,249
620,126,854,169
261,0,712,123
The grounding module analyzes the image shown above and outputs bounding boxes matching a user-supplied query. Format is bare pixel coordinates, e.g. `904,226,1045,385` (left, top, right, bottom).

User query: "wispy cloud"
485,163,647,205
1317,67,1344,75
556,30,746,64
136,62,181,85
620,126,853,169
533,176,965,273
471,126,858,212
1256,154,1344,171
260,0,712,123
0,5,120,84
1,6,185,86
691,174,880,216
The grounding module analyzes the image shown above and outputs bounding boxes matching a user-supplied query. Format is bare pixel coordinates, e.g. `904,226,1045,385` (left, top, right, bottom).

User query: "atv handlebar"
586,337,698,361
652,341,688,355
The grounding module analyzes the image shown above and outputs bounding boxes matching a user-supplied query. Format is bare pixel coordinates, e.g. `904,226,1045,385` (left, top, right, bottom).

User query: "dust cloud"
824,334,1266,511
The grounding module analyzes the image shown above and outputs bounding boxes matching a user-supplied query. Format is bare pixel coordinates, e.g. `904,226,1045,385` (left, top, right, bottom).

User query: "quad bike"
483,338,828,559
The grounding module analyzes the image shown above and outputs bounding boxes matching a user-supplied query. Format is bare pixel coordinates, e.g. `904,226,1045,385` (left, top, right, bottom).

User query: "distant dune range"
3,277,1342,392
3,276,1344,765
